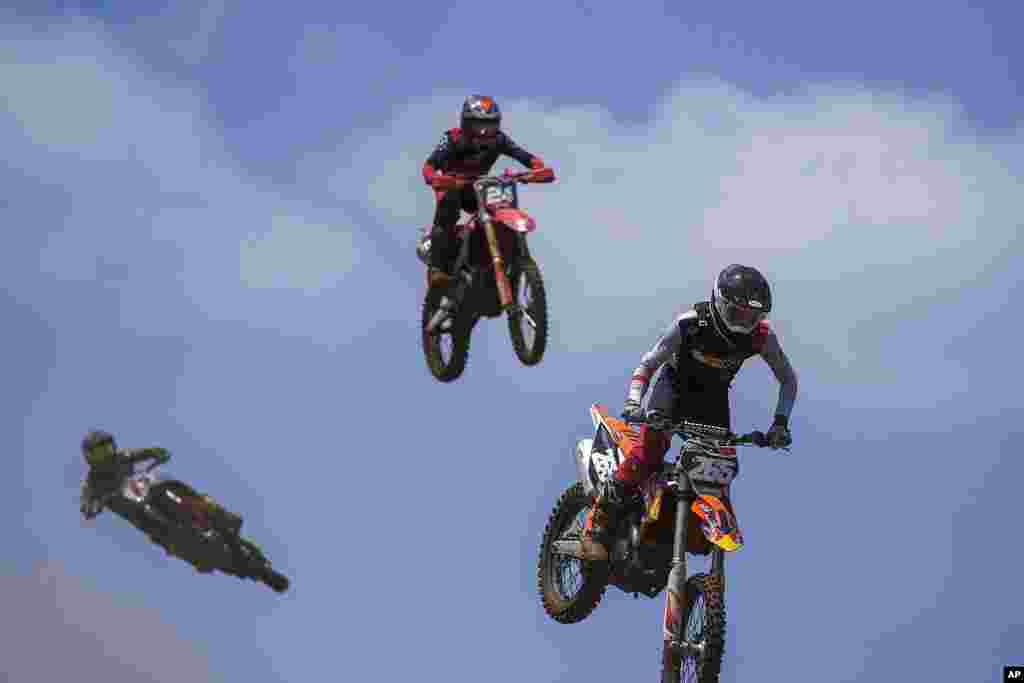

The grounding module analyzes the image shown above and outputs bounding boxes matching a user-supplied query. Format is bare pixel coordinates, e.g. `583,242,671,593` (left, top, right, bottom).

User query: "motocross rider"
421,94,554,290
79,430,249,571
582,264,799,559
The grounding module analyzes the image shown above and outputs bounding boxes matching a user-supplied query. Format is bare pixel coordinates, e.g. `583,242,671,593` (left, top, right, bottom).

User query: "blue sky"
2,2,1021,682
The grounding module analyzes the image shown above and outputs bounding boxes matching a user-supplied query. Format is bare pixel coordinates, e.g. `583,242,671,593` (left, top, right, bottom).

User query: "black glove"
766,415,792,449
621,400,644,422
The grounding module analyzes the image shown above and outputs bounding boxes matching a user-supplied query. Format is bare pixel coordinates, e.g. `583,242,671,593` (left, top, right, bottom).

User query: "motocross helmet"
82,430,117,467
460,95,502,147
711,264,772,334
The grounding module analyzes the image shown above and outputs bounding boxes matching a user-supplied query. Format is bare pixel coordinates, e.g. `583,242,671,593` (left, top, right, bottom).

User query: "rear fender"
691,494,744,552
493,208,536,233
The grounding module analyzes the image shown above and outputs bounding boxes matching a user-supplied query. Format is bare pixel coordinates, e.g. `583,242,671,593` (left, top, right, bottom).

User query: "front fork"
665,494,726,653
482,218,514,309
664,493,690,645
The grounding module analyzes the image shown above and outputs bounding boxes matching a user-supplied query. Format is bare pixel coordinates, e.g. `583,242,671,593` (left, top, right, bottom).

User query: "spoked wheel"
422,286,470,382
537,483,609,624
507,259,548,366
662,573,726,683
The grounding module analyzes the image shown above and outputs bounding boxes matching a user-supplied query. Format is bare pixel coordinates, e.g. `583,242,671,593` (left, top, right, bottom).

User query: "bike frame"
455,173,536,308
574,406,774,656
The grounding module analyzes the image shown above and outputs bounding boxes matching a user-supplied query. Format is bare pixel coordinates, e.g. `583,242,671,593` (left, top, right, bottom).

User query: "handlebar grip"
529,167,555,183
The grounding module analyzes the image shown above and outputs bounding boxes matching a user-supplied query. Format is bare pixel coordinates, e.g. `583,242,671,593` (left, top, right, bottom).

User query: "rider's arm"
758,325,798,420
627,311,695,404
123,447,171,467
499,133,544,169
423,131,455,184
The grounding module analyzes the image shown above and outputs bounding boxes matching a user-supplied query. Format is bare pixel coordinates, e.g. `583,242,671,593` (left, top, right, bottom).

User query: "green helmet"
82,430,116,466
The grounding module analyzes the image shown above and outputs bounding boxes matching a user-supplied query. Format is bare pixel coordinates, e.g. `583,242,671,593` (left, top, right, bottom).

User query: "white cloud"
1,17,377,338
240,212,358,293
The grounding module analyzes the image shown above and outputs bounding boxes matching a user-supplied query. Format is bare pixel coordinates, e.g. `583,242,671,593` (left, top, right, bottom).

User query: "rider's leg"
616,365,677,487
583,370,677,560
197,494,242,536
427,189,462,287
427,186,479,288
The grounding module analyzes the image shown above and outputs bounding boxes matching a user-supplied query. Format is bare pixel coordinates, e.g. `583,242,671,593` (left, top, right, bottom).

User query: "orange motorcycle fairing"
590,404,644,460
691,494,744,552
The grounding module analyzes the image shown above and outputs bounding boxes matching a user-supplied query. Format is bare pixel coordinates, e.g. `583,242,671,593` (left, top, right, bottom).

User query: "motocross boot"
427,266,452,290
581,479,628,562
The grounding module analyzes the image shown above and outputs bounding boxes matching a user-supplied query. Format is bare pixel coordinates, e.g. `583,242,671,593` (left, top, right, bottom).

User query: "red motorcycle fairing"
493,208,536,233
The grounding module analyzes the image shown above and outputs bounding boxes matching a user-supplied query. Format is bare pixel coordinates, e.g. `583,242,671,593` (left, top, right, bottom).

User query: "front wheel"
507,259,548,366
262,568,291,593
236,539,290,593
537,482,608,624
422,287,470,382
661,573,726,683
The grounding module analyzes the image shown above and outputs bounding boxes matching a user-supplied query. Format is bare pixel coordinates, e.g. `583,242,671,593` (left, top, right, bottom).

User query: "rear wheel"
661,573,726,683
508,259,548,366
421,287,470,382
537,483,609,624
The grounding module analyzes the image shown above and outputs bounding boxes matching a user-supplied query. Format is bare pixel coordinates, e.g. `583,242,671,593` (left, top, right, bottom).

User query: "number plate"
589,449,620,487
686,454,737,485
483,184,516,208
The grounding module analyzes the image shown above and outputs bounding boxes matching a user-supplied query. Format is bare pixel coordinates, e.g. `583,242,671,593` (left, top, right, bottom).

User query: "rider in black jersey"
582,264,799,558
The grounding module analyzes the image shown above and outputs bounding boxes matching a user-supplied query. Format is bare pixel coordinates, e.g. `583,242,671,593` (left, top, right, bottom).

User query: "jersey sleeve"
424,131,455,179
627,311,695,403
759,325,798,419
499,133,539,168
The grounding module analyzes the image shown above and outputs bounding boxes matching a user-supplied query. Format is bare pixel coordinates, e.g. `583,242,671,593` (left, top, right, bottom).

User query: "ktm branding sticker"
691,349,742,371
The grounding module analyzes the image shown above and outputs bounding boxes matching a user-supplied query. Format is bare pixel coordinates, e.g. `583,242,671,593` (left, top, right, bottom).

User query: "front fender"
691,494,744,552
494,208,536,233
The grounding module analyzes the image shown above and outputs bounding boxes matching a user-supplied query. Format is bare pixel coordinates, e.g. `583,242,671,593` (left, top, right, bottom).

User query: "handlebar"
624,416,771,448
431,167,555,190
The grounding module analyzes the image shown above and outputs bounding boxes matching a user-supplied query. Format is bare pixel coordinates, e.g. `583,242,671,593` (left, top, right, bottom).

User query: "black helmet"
460,95,502,145
82,430,116,466
711,264,772,334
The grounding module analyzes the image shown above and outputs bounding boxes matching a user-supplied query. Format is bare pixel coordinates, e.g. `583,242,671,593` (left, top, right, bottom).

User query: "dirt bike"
84,461,290,593
418,167,554,382
537,404,786,682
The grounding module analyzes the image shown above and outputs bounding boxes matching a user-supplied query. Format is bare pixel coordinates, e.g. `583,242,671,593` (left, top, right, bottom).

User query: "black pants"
429,186,479,271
